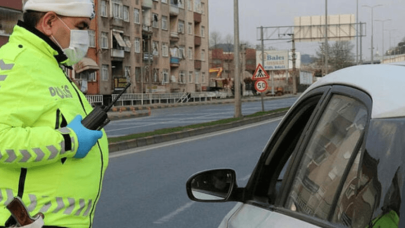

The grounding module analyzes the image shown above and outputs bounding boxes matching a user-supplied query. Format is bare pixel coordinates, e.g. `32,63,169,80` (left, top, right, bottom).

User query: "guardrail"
85,95,103,106
87,92,220,106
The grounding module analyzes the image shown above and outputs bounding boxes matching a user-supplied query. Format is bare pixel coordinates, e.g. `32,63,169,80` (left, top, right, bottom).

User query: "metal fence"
86,92,219,106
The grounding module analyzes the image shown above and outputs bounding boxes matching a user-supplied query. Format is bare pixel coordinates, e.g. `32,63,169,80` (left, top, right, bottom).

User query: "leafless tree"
314,41,355,73
209,31,222,49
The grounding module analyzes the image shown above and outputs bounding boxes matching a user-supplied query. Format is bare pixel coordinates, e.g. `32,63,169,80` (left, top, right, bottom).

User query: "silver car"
186,63,405,228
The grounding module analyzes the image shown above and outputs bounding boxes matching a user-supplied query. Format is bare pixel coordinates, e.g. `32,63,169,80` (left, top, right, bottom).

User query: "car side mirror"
186,169,237,202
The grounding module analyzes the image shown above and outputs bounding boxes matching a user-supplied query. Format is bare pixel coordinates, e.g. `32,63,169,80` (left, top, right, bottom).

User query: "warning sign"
252,64,270,80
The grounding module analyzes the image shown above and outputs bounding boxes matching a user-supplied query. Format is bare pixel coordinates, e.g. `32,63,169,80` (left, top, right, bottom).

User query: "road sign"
255,80,268,93
252,63,270,80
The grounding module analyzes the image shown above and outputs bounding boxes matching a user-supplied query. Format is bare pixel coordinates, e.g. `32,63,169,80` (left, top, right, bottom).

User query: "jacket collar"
17,20,70,66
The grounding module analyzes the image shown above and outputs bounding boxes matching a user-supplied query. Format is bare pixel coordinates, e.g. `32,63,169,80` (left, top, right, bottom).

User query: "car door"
221,85,372,228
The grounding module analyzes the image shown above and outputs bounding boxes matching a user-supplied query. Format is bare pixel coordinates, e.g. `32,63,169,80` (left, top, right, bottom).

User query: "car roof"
303,63,405,119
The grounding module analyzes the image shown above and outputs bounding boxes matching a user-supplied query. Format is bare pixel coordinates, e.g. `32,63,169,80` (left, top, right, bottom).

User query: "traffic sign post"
253,64,270,112
255,80,268,93
252,64,270,80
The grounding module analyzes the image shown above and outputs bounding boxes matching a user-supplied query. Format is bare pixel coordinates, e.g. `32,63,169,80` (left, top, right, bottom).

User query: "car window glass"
285,95,368,220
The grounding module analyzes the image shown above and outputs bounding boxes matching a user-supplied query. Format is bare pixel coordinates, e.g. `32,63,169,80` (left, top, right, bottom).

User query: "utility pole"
233,0,242,118
148,34,152,93
375,19,391,63
356,0,359,64
324,0,328,75
363,4,382,64
291,34,297,95
360,22,363,64
260,26,265,112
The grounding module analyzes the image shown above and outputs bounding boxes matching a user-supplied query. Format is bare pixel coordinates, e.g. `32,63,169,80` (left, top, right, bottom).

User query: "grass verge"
108,107,290,143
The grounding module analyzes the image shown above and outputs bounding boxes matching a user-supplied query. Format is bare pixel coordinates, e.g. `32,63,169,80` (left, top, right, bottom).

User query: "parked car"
186,63,405,228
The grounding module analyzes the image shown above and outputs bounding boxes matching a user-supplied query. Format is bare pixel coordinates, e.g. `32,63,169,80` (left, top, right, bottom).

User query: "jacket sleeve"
0,59,78,168
0,123,78,169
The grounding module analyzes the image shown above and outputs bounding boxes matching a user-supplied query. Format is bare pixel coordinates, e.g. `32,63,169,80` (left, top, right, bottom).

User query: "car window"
285,94,368,220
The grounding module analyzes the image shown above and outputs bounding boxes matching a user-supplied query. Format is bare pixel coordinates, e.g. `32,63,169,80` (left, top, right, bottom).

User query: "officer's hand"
67,115,103,158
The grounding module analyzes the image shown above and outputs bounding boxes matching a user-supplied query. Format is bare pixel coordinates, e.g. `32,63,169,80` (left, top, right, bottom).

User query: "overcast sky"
208,0,405,60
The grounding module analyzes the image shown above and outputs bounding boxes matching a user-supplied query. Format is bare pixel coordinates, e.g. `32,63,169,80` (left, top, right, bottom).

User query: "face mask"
52,17,89,66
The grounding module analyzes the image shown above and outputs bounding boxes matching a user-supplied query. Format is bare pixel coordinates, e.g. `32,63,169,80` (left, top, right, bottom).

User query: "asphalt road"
93,117,282,228
105,97,297,137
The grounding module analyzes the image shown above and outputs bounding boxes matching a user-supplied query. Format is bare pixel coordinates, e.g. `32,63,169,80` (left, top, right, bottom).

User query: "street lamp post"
375,19,391,63
362,4,382,64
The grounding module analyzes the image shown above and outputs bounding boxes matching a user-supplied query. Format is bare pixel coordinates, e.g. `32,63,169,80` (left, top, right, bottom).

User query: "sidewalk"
107,94,298,120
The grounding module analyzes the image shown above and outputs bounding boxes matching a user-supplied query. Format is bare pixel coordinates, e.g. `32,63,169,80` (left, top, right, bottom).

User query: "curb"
108,112,150,120
108,110,287,153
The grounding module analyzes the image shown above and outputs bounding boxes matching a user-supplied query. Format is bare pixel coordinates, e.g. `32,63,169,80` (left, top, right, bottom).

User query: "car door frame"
273,85,373,227
235,85,372,227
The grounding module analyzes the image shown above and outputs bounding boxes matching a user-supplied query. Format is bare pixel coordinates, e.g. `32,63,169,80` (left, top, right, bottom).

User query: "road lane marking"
153,202,195,224
110,117,282,158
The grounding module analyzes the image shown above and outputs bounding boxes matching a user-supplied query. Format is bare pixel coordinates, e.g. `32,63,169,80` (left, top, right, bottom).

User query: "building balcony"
170,57,180,67
194,12,201,23
194,36,201,46
194,60,202,69
142,24,153,35
143,53,153,62
111,49,124,58
170,32,179,42
170,4,179,16
142,0,153,9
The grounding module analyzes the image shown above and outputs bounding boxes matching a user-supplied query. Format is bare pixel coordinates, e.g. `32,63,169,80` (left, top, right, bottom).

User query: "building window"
135,67,141,83
102,65,109,81
188,71,193,83
179,46,185,59
162,16,168,30
178,0,184,8
201,49,205,61
152,14,159,28
162,43,169,57
101,0,107,17
135,38,141,53
134,8,140,24
202,72,205,83
180,71,186,84
162,0,167,3
123,36,131,52
163,69,169,83
201,2,205,14
152,41,159,56
187,22,192,35
125,66,131,79
201,26,205,37
178,20,184,33
187,0,192,10
101,32,108,49
195,70,199,84
89,72,96,82
123,5,129,21
88,30,96,48
188,47,193,60
112,2,122,19
194,0,201,13
153,69,159,83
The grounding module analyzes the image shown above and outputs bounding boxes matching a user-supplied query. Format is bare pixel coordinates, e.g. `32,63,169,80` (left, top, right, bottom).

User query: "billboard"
256,50,301,70
294,14,356,42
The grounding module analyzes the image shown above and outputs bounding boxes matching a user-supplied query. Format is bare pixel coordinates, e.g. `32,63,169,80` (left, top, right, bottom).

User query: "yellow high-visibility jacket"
0,21,109,228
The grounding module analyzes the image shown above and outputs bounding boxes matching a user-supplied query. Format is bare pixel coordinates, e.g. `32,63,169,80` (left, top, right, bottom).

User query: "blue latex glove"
67,115,103,158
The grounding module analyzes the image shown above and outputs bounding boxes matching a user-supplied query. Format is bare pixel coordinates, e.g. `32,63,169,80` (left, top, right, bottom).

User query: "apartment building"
0,1,24,47
71,0,209,99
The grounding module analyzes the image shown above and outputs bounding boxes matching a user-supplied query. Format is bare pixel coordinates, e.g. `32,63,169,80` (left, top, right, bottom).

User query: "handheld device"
82,83,131,130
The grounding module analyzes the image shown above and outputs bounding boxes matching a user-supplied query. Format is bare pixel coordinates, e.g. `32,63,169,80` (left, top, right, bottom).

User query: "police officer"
0,0,108,227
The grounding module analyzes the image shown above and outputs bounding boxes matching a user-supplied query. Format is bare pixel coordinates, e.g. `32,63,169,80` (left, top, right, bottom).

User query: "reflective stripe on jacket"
0,22,109,228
